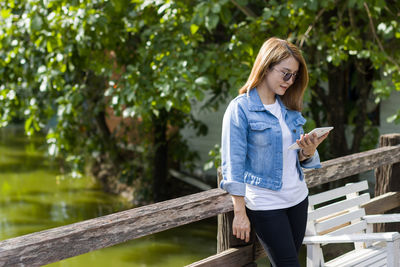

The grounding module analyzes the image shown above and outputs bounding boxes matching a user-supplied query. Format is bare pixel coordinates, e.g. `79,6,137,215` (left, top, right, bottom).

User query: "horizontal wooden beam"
362,192,400,215
305,145,400,188
0,188,232,267
1,145,400,266
188,192,400,266
185,245,254,267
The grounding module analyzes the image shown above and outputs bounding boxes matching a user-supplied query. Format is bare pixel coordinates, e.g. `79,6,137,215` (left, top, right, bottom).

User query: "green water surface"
0,126,218,266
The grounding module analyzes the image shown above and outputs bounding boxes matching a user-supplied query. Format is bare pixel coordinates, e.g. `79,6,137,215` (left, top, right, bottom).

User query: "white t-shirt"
245,100,308,210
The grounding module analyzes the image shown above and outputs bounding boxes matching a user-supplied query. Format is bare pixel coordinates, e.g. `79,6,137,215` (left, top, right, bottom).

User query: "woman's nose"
286,78,295,86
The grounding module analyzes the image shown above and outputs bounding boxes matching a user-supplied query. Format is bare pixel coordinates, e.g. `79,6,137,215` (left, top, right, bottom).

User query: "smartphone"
288,127,333,150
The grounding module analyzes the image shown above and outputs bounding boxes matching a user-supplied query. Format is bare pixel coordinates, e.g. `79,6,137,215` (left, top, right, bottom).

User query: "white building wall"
379,90,400,135
363,90,400,195
181,95,230,176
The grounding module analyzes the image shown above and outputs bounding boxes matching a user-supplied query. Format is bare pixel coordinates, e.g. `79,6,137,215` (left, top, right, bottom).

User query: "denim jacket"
220,88,321,196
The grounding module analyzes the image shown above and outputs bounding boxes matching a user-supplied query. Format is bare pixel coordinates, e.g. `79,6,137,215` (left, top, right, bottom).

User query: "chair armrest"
363,214,400,224
303,232,400,244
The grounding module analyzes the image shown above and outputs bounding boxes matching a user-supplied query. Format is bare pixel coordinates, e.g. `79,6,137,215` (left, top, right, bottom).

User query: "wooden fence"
0,134,400,267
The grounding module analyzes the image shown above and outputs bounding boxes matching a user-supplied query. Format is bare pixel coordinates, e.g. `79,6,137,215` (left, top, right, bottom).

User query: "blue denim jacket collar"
246,88,264,111
247,87,288,119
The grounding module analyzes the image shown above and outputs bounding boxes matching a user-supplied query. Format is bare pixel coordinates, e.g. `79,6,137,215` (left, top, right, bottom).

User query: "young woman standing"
220,37,329,266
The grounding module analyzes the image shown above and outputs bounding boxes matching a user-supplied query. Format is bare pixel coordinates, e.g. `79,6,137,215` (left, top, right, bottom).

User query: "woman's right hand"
232,211,251,242
231,195,251,242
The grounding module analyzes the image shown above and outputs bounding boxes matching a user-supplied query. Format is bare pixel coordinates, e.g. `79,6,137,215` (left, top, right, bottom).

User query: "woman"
220,37,329,266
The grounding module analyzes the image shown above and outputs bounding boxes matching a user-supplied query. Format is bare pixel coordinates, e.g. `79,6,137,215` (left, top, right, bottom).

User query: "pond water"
0,126,218,266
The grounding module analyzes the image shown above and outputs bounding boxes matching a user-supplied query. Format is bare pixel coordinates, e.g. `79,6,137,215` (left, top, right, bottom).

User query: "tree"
0,0,209,202
1,0,399,202
221,0,400,158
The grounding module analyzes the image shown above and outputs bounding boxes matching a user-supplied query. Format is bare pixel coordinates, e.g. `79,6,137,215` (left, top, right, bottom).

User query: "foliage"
200,0,400,163
1,0,400,200
0,0,215,199
204,144,221,171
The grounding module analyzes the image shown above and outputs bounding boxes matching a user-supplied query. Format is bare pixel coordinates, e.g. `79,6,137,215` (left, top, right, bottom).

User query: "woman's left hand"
297,132,329,159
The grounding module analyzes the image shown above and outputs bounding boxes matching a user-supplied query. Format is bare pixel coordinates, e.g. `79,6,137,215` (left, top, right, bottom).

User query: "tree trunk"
152,110,168,202
86,71,116,154
327,65,350,158
375,134,400,232
350,60,373,154
85,71,129,195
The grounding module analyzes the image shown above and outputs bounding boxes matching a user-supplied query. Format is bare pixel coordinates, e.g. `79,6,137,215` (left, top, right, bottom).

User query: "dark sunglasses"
272,68,298,82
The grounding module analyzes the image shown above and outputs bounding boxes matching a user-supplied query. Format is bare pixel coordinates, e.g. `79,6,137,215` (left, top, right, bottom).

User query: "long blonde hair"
238,37,309,111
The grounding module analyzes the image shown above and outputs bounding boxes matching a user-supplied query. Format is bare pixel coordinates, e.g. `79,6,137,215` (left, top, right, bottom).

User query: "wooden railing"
190,134,400,267
0,134,400,267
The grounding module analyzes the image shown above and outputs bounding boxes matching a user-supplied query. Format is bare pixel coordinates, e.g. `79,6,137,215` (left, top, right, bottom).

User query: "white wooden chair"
304,180,400,267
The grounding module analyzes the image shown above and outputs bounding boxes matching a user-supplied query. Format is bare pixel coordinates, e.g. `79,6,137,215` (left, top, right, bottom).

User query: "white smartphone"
288,127,333,150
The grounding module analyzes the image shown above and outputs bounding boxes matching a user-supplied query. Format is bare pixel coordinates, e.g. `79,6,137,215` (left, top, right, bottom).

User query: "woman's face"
263,56,299,96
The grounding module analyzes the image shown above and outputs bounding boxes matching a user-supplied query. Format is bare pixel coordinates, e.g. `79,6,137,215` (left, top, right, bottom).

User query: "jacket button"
293,129,296,133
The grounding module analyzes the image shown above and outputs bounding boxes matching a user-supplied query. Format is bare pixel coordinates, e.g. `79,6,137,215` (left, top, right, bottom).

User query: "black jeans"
246,197,308,267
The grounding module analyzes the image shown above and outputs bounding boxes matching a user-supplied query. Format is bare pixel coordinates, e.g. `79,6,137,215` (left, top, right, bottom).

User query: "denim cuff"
220,179,246,196
300,150,322,169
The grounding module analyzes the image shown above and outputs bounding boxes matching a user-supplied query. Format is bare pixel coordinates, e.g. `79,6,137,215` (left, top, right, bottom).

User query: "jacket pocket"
293,117,306,139
248,122,273,146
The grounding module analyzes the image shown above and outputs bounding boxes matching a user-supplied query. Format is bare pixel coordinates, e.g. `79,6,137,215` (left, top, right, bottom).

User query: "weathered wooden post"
375,133,400,232
217,167,257,266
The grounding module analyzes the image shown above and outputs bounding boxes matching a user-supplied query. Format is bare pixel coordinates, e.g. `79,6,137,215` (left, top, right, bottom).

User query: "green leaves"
204,144,221,171
205,13,219,31
190,24,199,34
0,9,11,19
194,76,210,86
387,109,400,124
192,1,229,32
373,79,394,103
235,0,248,5
1,0,400,193
30,14,43,32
